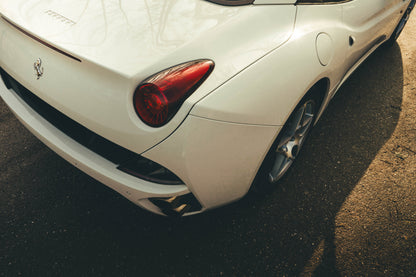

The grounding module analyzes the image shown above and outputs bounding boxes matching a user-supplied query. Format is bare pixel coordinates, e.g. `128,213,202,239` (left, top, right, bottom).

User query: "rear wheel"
252,93,319,192
268,99,316,183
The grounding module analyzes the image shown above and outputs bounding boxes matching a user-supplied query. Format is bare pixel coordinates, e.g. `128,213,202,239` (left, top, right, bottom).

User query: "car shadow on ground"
0,44,404,276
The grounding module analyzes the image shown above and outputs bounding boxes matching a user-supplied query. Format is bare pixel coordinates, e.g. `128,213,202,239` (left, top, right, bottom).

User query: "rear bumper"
143,116,280,210
0,77,189,215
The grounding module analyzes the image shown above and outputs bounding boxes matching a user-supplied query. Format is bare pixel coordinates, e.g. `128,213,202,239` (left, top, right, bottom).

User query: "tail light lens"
133,60,214,127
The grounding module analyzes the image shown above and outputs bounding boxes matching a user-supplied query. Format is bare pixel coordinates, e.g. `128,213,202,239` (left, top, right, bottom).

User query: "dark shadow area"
0,43,404,276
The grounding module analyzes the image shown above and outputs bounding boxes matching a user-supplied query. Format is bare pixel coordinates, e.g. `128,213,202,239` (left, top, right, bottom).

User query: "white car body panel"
0,0,412,215
192,4,346,125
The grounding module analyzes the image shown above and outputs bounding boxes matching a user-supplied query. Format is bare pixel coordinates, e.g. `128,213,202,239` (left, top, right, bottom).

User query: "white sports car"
0,0,414,216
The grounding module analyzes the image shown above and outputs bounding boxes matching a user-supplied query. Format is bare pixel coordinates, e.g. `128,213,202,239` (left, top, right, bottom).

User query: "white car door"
342,0,405,70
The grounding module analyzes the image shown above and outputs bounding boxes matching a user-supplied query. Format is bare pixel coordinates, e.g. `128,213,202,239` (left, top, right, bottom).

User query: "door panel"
342,0,404,69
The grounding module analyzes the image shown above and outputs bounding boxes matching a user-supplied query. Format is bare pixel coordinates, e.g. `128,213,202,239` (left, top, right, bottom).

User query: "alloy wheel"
268,100,315,183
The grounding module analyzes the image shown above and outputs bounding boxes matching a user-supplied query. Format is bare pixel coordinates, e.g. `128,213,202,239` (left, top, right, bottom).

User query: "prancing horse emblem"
34,58,44,80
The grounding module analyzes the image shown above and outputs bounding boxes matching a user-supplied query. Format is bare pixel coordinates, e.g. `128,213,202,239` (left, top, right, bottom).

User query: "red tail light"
133,60,214,127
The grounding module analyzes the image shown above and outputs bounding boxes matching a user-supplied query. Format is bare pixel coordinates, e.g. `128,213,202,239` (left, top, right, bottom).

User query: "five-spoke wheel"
268,99,316,183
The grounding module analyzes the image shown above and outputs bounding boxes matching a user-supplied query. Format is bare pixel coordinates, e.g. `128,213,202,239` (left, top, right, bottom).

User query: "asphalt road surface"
1,15,416,277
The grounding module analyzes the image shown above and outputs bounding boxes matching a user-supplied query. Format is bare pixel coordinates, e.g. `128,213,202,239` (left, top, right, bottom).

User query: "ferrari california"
0,0,414,216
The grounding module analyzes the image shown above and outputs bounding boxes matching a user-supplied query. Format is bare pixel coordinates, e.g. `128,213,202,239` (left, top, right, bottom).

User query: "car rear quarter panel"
191,4,346,126
192,0,409,127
